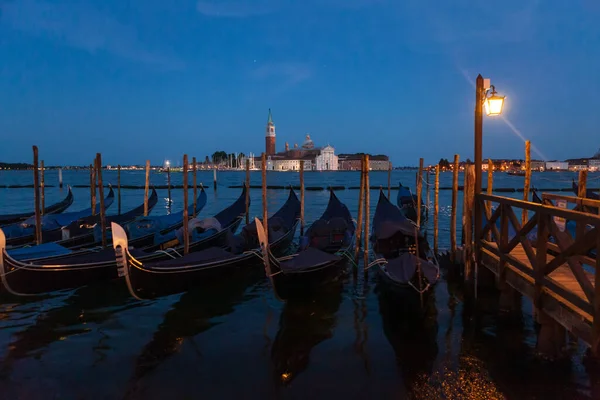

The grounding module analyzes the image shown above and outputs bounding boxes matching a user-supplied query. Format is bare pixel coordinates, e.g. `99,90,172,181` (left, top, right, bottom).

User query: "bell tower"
265,109,276,155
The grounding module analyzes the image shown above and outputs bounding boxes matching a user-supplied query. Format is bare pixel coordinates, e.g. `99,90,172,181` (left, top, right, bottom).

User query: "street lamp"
484,85,505,116
473,74,505,279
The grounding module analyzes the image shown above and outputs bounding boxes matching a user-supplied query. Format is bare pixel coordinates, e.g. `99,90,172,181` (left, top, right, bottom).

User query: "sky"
0,0,599,166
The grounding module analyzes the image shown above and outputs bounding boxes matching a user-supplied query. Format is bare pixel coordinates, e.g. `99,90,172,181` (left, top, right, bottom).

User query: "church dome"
301,134,314,149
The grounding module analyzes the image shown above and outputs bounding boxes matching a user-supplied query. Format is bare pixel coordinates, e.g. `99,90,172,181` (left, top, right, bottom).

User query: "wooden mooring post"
32,146,42,245
90,163,96,216
261,153,268,235
387,162,392,199
577,170,588,240
522,140,531,225
144,160,150,217
183,154,190,255
434,165,439,254
300,160,305,236
58,167,63,189
95,153,107,248
40,160,45,215
363,155,370,277
213,167,217,190
192,157,198,218
167,164,172,206
245,159,250,224
425,166,430,222
463,164,475,282
354,155,365,261
416,158,424,228
117,164,121,215
450,155,459,262
487,159,494,242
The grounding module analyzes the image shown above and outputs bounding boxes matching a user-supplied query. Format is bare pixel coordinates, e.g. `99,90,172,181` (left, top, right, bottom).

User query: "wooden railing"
476,193,600,351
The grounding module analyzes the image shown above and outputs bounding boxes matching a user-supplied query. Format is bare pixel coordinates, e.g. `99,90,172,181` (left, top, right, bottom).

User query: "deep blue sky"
1,0,598,166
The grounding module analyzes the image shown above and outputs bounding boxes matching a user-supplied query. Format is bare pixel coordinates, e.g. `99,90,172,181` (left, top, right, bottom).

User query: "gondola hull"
0,217,242,296
117,220,299,299
0,187,75,226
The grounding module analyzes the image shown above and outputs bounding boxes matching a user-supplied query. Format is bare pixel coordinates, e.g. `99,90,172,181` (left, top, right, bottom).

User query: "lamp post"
474,74,505,269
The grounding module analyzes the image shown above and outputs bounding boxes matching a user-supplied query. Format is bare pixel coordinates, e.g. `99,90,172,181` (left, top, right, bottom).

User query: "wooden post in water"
451,155,459,262
167,164,172,205
577,170,588,240
387,162,392,199
578,170,588,198
487,159,494,241
464,165,475,282
192,157,198,218
40,160,45,215
117,164,121,215
95,153,107,248
425,167,430,222
144,160,150,217
261,153,268,236
58,167,63,189
354,155,365,261
416,158,424,228
434,165,439,254
183,154,190,255
522,140,531,225
213,167,217,190
300,160,305,236
245,159,250,224
32,146,42,245
90,163,96,216
363,155,370,274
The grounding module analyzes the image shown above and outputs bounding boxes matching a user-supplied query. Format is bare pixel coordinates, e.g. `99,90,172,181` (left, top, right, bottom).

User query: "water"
1,169,600,399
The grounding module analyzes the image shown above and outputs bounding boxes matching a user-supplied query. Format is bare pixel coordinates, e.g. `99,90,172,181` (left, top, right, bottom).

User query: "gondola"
397,182,426,224
572,180,600,202
55,188,160,249
255,189,354,300
113,188,300,299
0,186,74,226
506,170,526,176
0,187,244,296
370,190,439,297
3,186,115,247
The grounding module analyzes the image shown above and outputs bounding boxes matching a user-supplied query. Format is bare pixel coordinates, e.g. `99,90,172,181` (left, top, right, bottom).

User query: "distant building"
546,161,569,171
589,159,600,171
265,109,276,156
531,160,545,171
338,154,391,171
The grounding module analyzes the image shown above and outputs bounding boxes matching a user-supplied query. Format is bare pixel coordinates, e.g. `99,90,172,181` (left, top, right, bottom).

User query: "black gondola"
397,182,426,225
55,188,160,249
0,187,244,296
4,186,115,247
370,190,439,296
255,189,355,300
572,180,600,202
113,188,300,299
0,186,75,226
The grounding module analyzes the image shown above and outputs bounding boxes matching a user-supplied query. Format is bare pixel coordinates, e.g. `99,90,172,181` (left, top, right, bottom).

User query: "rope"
153,249,179,259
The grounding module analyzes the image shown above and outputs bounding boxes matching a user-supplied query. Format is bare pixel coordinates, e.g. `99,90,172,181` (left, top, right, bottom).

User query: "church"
246,110,338,171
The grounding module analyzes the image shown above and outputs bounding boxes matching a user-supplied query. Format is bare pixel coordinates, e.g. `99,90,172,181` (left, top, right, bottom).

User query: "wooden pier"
474,192,600,355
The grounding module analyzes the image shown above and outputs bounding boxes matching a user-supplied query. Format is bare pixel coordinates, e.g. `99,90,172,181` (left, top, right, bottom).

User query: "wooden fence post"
192,157,198,218
451,155,459,261
464,165,475,282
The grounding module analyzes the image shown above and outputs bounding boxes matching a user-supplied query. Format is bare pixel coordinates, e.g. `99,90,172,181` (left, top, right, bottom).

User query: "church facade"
245,110,339,171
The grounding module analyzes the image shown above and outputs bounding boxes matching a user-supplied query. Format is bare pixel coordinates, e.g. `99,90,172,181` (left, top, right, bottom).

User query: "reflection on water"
270,283,343,386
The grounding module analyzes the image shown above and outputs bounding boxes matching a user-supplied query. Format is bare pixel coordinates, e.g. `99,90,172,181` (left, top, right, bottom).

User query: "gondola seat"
279,247,341,272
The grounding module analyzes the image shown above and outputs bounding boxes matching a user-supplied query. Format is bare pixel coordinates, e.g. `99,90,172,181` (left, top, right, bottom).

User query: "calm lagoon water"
0,169,599,399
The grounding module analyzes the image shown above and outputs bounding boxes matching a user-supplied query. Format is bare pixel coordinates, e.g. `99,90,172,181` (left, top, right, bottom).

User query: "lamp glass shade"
484,95,505,116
